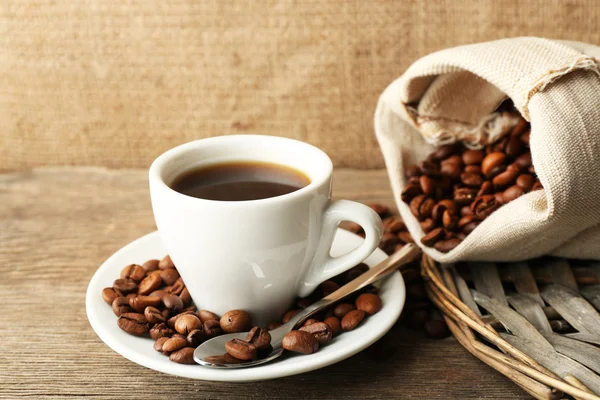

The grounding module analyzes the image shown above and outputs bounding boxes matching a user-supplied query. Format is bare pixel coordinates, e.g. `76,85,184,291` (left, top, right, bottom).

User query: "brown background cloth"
2,0,600,172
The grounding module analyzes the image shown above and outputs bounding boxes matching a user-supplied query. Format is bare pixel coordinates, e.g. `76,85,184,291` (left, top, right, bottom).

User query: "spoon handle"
286,243,421,329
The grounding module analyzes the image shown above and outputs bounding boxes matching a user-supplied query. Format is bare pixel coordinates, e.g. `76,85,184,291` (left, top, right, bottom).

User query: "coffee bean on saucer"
102,288,119,305
159,255,175,270
169,347,196,364
162,335,188,353
320,280,340,297
198,310,219,323
299,322,332,345
179,288,192,306
282,309,300,323
129,295,162,313
267,321,282,330
120,264,146,283
323,316,341,336
333,303,355,319
344,263,369,282
282,331,319,354
142,259,160,272
138,273,162,295
149,289,168,300
117,313,149,336
144,306,166,325
341,310,365,331
220,310,252,333
162,293,184,313
295,298,312,309
154,337,169,353
355,293,382,315
245,327,271,351
204,319,223,338
112,297,133,317
175,314,202,335
302,319,319,327
225,338,257,361
113,278,138,295
167,278,185,296
150,322,173,340
187,329,206,347
167,311,196,329
160,268,180,286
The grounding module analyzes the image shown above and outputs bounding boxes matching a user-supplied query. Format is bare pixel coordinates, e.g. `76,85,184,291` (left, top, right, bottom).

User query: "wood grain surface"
0,167,528,399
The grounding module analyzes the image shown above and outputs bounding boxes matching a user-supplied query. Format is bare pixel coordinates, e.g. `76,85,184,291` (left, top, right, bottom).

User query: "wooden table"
0,168,527,399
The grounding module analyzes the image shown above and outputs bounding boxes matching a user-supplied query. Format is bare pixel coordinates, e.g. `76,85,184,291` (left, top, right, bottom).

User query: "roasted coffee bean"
344,221,362,233
267,321,282,330
419,175,435,195
149,289,168,299
117,313,149,336
169,347,196,364
162,293,184,313
344,263,369,282
144,306,166,324
462,220,480,235
460,172,483,187
440,161,461,180
368,203,390,217
463,165,481,175
175,314,203,335
282,331,319,354
102,288,119,305
161,309,171,320
460,205,474,216
160,268,180,286
320,280,339,297
159,255,175,270
492,164,520,188
409,195,435,221
401,183,422,203
323,316,341,336
187,329,205,347
142,259,160,272
471,195,500,219
420,227,444,247
481,152,507,177
442,210,458,231
282,309,300,323
154,337,169,353
302,319,319,327
430,144,459,161
405,165,421,178
204,319,223,338
380,232,397,250
179,287,192,306
112,297,133,316
420,160,440,177
454,187,477,206
120,264,146,283
503,185,526,203
138,273,162,295
166,278,185,296
167,311,196,329
333,303,356,319
245,327,272,351
420,218,436,233
113,278,138,295
341,310,366,331
433,238,462,253
477,181,493,196
383,216,406,233
129,295,161,313
150,322,173,340
407,282,427,300
198,310,219,323
295,298,312,309
220,310,252,333
431,199,457,222
397,231,415,244
514,152,532,169
225,338,257,361
516,174,535,191
355,293,383,315
162,335,188,353
521,130,531,146
299,322,333,345
462,149,484,165
510,118,528,137
182,305,197,313
506,135,524,158
494,192,505,205
532,180,543,191
424,320,451,339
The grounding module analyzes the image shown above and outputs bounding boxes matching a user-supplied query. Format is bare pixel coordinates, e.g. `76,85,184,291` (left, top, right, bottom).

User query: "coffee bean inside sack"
400,113,541,253
102,254,385,365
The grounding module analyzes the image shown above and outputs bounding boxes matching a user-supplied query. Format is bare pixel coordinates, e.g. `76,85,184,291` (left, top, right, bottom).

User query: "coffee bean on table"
355,293,382,315
341,310,365,331
159,255,175,270
162,293,184,313
117,313,149,336
245,327,272,351
142,259,160,272
112,297,133,316
169,347,196,364
198,310,219,323
138,273,162,295
150,322,173,340
220,310,252,333
120,264,146,283
225,338,258,361
113,278,138,295
175,314,202,335
323,316,341,336
162,335,188,353
333,303,355,319
299,322,332,345
102,288,119,305
282,331,319,354
129,295,162,313
160,268,180,286
144,306,166,325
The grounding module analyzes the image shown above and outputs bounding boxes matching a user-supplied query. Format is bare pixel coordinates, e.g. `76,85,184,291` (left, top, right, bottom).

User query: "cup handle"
297,200,384,298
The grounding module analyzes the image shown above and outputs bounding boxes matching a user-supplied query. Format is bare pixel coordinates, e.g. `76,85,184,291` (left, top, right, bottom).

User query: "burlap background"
2,0,600,171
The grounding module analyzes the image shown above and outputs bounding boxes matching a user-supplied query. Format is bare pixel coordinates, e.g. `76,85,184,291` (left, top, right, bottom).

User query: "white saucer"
86,228,406,382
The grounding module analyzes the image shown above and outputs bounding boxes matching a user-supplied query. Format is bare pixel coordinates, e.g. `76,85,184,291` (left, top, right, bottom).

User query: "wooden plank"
544,333,600,375
452,267,482,317
506,294,553,334
542,258,579,292
541,285,600,337
469,262,508,306
580,285,600,312
0,167,530,400
508,262,545,306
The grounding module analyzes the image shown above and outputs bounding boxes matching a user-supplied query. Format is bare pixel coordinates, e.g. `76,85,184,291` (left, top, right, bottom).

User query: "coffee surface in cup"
170,161,310,201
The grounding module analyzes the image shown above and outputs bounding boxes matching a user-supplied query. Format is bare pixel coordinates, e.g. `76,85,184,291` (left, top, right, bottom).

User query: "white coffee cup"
149,135,383,324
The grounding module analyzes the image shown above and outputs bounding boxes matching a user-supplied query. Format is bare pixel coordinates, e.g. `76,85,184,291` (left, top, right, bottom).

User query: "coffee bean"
138,273,162,295
320,280,340,297
406,308,431,328
477,181,493,196
433,238,462,253
460,205,474,216
120,264,146,283
341,310,365,331
167,311,196,329
419,218,436,233
161,309,171,320
383,216,406,233
129,295,162,313
150,322,173,340
442,210,458,230
160,268,180,286
510,118,529,137
462,220,480,235
245,327,272,351
225,338,257,361
142,259,160,272
166,277,185,296
397,231,415,244
368,203,390,217
355,293,382,315
220,310,252,333
102,288,119,305
149,289,167,299
462,149,484,165
175,314,202,335
503,185,525,203
112,297,133,316
514,152,532,169
182,305,197,314
302,319,319,327
162,294,184,313
419,175,435,195
204,319,223,338
333,303,355,319
516,174,535,191
492,164,520,188
430,144,459,161
154,337,169,353
187,329,205,347
420,227,444,247
162,335,188,353
323,316,341,336
344,263,369,282
481,152,507,177
198,310,219,323
505,136,524,158
440,160,461,180
267,321,282,330
117,313,149,336
169,347,196,364
282,331,319,354
407,282,427,300
471,195,500,219
521,130,531,146
159,255,175,270
532,180,543,191
454,187,477,206
299,322,333,345
460,172,483,187
179,287,192,306
282,309,300,323
401,183,422,203
420,160,440,177
424,320,451,339
144,306,166,324
409,195,435,221
295,298,312,309
113,278,138,295
405,165,421,178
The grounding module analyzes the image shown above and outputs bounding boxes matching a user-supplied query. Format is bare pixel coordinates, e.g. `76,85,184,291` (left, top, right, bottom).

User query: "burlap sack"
374,37,600,262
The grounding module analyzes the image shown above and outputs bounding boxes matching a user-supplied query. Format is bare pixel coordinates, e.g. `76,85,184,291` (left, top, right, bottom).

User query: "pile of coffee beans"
400,115,541,253
102,255,383,364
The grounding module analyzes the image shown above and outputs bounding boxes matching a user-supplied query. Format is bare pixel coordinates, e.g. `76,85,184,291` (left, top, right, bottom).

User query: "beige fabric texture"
3,1,600,171
375,37,600,262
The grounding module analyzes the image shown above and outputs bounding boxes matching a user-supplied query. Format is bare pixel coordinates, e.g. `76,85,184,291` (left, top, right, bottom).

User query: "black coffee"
170,161,311,201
